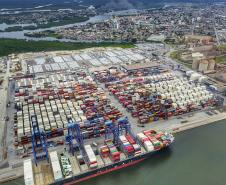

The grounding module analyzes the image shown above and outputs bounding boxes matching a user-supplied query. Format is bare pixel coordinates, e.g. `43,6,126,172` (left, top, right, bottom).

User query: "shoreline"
172,112,226,134
0,111,225,184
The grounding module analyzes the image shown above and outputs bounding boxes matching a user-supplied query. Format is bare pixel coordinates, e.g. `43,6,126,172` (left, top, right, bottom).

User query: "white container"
84,145,98,168
119,135,127,142
144,141,154,152
24,159,35,185
137,133,148,142
50,151,63,181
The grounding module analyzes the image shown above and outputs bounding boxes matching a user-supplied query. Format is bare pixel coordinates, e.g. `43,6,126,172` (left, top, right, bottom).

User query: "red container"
125,145,134,152
126,135,136,145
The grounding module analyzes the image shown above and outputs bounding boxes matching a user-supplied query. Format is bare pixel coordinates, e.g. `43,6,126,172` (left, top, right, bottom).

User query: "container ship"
24,125,174,185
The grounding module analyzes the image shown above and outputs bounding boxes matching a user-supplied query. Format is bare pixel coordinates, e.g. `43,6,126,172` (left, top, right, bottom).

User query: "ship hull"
64,158,145,185
50,147,171,185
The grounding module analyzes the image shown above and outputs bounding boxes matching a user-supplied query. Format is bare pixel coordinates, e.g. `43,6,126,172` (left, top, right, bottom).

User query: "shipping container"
23,159,35,185
84,145,98,168
50,151,63,181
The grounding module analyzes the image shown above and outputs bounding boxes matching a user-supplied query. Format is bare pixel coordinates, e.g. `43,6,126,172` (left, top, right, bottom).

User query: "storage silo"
198,60,208,72
192,59,199,70
208,59,215,70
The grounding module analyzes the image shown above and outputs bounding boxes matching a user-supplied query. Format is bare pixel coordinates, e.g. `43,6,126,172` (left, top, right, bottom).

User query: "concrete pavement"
0,59,10,161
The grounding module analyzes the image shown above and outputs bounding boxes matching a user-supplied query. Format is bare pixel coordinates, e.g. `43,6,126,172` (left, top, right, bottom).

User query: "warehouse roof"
122,62,160,71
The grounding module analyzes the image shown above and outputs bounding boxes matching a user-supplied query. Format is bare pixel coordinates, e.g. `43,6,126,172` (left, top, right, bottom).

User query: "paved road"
0,59,10,161
213,14,221,46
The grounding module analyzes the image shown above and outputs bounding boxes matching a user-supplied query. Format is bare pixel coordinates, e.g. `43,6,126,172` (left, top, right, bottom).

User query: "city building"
198,59,209,72
192,57,216,72
208,59,216,70
215,71,226,83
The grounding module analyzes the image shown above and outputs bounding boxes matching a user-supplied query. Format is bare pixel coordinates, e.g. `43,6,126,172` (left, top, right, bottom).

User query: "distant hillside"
0,0,221,9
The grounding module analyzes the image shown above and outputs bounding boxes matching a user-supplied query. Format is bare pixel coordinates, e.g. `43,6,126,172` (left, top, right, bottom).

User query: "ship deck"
32,145,147,185
33,161,54,185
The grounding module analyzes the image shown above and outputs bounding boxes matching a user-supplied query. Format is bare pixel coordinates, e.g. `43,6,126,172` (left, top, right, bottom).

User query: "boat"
48,131,174,185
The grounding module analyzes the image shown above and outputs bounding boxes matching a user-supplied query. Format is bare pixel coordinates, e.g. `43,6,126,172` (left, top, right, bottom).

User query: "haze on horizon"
0,0,223,9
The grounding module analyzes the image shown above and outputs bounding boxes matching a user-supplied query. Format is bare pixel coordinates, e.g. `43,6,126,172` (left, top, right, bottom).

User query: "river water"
3,119,226,185
0,14,110,42
0,9,140,42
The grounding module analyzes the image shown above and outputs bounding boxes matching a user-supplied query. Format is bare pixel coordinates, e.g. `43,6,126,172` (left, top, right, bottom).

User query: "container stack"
125,134,136,145
133,144,142,156
93,70,127,83
24,159,35,185
137,133,154,152
14,72,124,146
143,130,161,150
144,141,154,152
119,135,134,157
155,132,174,147
137,133,149,143
95,69,217,124
49,151,63,182
105,139,120,162
60,154,73,178
84,145,98,169
100,145,110,158
126,134,141,156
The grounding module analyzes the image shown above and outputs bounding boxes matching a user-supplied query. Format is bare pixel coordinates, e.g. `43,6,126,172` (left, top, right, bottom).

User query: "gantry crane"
104,120,118,143
31,115,49,166
66,119,87,159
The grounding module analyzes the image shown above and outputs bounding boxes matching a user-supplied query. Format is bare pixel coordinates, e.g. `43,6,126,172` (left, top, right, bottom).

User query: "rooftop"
122,62,160,71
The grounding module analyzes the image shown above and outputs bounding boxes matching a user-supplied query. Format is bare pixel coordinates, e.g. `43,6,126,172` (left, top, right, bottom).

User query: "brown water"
3,120,226,185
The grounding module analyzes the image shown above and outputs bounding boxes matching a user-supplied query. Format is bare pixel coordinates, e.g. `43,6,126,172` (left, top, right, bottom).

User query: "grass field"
215,55,226,64
217,44,226,51
170,50,192,68
0,39,135,57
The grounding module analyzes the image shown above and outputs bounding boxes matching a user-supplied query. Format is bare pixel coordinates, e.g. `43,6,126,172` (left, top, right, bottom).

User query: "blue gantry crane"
31,115,49,166
117,117,142,145
66,119,86,159
104,120,118,143
104,117,135,144
117,117,132,136
66,120,78,155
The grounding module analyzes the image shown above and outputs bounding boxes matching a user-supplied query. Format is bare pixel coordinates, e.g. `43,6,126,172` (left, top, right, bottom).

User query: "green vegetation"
217,45,226,51
171,46,226,67
215,55,226,64
178,60,192,68
215,45,226,64
164,37,185,46
23,25,37,30
4,26,23,32
2,17,89,32
5,25,39,32
47,33,63,39
36,17,89,29
170,50,181,60
164,38,176,44
24,30,63,39
0,39,135,57
146,40,163,43
170,50,192,68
